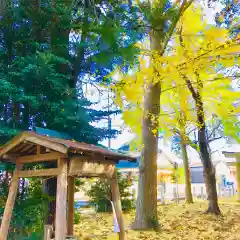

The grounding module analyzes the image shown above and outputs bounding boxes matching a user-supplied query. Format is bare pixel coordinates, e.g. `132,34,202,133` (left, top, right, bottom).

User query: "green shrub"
22,232,43,240
74,210,81,225
0,163,49,240
87,171,134,213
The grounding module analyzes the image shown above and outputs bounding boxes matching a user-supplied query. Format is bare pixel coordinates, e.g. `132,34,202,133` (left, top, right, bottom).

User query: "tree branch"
178,71,199,101
173,127,199,152
160,0,194,55
208,136,224,143
207,120,222,141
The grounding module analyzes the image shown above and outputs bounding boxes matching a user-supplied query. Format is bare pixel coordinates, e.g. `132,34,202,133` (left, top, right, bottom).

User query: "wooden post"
0,163,21,240
37,145,41,155
44,225,53,240
67,176,75,236
110,169,126,240
55,158,68,240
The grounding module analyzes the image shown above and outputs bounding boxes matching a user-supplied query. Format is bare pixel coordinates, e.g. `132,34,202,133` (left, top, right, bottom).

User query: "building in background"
116,141,183,200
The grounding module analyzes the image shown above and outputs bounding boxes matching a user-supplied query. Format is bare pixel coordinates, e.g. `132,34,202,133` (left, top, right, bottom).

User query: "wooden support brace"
0,163,21,240
67,176,75,236
19,168,60,178
55,157,68,240
19,144,34,153
37,145,41,155
17,152,66,164
110,169,126,240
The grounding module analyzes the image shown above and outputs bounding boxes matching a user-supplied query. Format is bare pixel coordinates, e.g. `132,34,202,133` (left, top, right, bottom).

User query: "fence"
158,183,236,203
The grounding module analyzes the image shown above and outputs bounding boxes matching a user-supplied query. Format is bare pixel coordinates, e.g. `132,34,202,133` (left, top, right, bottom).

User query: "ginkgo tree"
117,0,194,230
110,4,240,216
160,85,195,204
166,6,240,214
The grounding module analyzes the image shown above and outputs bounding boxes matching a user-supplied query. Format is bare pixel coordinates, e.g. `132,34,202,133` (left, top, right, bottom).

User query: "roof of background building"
116,143,182,169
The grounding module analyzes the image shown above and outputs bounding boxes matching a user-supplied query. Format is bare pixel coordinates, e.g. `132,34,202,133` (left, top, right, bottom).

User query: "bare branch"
186,127,197,135
208,136,224,143
207,121,222,141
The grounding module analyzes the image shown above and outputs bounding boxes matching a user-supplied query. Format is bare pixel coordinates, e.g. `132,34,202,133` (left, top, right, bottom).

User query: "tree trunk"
132,3,164,230
0,0,7,16
12,102,20,129
180,134,193,203
44,178,57,227
132,82,161,230
184,71,221,215
20,177,25,199
197,104,221,215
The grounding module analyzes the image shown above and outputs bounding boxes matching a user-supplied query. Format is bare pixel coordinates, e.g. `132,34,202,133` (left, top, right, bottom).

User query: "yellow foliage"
75,202,240,240
109,3,240,142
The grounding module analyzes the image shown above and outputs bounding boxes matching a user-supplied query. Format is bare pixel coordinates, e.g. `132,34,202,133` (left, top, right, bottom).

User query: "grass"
74,201,240,240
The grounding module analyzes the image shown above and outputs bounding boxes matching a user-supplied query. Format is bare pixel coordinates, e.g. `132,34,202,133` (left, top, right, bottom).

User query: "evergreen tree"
0,0,143,144
0,0,143,237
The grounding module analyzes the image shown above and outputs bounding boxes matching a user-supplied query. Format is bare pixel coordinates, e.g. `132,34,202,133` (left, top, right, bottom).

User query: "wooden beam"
69,147,136,162
0,163,21,240
17,152,67,164
13,143,26,152
69,154,117,164
67,176,75,236
68,157,115,177
19,144,34,153
19,168,60,178
2,154,18,163
55,158,68,240
0,132,27,158
37,145,41,155
109,169,126,240
25,134,68,154
27,147,36,154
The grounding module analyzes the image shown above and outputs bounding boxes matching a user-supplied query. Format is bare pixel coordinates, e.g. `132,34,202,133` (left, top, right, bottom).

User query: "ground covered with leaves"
74,201,240,240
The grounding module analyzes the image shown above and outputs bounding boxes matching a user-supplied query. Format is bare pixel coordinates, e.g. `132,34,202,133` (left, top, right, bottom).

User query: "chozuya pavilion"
0,130,136,240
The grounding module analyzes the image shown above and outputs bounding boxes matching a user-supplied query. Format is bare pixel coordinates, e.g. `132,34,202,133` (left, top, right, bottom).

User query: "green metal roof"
33,127,72,140
33,127,135,162
96,143,129,155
